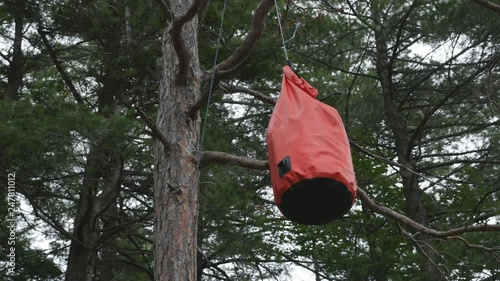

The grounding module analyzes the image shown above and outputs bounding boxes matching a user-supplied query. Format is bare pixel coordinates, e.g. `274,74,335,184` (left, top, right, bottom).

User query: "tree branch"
448,236,500,264
419,159,500,171
187,80,276,118
135,107,171,152
38,27,85,105
171,0,209,83
407,59,495,153
213,0,275,77
398,224,450,281
357,187,500,238
200,150,500,237
349,140,448,189
220,82,276,105
472,0,500,13
200,151,268,170
156,0,173,22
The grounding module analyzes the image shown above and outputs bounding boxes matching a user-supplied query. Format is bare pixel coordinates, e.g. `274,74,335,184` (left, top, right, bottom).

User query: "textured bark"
98,204,120,281
153,1,202,280
65,141,123,281
64,146,101,281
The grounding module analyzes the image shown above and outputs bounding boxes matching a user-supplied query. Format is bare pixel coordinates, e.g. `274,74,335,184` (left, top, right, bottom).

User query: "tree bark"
369,2,446,280
64,11,123,280
5,13,24,100
153,1,202,280
64,146,101,281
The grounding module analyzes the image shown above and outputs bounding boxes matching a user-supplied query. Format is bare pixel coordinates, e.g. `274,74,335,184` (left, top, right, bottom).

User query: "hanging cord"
196,0,228,174
273,0,290,63
273,0,301,74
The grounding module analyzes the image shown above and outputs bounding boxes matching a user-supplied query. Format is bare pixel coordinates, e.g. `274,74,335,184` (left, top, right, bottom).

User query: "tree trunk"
154,1,202,280
362,204,389,281
64,146,101,281
65,21,123,280
5,13,24,100
370,3,446,281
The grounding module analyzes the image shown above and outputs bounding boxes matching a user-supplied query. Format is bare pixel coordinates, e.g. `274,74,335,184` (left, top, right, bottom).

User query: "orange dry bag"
266,65,357,225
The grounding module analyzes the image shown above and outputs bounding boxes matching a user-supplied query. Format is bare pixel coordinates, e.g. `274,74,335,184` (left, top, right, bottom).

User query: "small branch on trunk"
472,0,500,13
135,107,171,152
213,0,275,78
171,0,209,84
38,27,86,105
200,151,268,170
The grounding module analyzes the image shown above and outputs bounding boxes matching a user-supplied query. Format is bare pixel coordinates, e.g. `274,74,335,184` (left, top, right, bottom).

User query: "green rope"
196,0,228,173
273,0,290,63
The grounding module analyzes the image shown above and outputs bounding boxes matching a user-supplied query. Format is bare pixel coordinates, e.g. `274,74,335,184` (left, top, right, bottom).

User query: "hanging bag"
266,65,357,225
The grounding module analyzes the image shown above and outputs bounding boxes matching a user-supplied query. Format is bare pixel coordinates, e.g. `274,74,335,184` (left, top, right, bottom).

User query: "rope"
273,0,290,63
196,0,228,174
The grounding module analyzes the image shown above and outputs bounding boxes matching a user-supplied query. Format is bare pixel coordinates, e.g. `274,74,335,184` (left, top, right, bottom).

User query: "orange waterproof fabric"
266,65,357,207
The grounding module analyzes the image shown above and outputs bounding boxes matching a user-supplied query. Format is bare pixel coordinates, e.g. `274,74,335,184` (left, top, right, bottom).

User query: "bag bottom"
278,177,353,225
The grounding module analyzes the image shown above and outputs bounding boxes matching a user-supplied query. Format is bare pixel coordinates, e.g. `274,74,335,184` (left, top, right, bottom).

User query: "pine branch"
214,0,275,77
38,27,85,105
135,107,171,152
407,59,495,153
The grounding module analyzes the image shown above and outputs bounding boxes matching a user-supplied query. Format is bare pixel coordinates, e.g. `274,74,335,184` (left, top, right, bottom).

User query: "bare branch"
187,80,275,118
135,107,171,152
214,0,275,77
398,224,450,281
38,27,86,105
357,187,500,238
220,82,276,105
0,50,10,62
171,0,209,83
349,140,448,189
200,151,268,170
407,59,495,152
448,236,500,264
472,0,500,13
419,159,500,171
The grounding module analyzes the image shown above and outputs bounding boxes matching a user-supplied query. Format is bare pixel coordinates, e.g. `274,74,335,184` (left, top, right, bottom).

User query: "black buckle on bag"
277,156,291,178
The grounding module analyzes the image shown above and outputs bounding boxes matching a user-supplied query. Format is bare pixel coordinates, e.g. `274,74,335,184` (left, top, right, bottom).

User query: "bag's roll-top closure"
283,65,318,99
